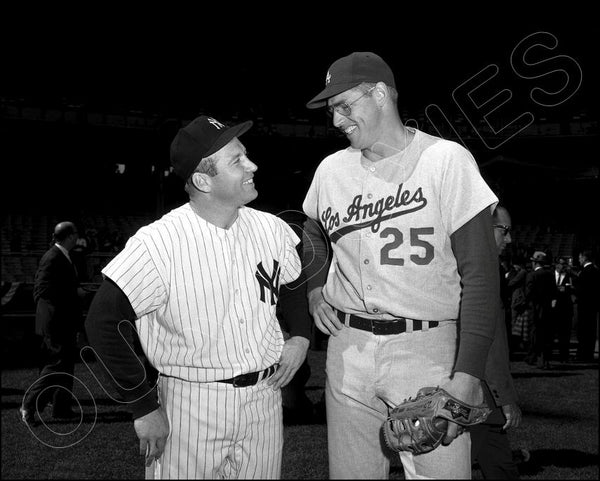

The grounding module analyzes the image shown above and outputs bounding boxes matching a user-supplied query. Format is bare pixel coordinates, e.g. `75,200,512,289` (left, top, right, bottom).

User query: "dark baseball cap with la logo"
170,115,253,180
306,52,396,109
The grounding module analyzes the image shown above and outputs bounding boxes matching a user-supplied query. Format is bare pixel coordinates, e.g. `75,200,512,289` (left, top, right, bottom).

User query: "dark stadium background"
1,10,598,480
1,15,597,346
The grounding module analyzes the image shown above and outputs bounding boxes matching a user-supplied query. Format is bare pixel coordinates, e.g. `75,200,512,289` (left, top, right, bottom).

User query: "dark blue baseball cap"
170,115,253,180
306,52,396,109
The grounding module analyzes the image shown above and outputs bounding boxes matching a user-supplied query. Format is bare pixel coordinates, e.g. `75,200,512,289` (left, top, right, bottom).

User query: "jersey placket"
359,163,381,317
226,229,253,373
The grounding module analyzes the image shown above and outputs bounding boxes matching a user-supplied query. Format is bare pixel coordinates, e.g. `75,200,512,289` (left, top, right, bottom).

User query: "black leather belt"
218,364,278,387
336,310,439,335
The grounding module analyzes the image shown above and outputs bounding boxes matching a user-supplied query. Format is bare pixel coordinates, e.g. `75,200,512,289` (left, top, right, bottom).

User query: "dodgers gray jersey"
303,128,498,321
102,204,302,382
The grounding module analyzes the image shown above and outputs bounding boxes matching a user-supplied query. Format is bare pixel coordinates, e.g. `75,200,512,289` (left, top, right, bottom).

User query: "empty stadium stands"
1,213,155,283
2,213,581,284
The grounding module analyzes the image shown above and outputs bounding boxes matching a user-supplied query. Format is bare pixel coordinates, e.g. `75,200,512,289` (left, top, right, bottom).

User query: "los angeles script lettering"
321,183,426,234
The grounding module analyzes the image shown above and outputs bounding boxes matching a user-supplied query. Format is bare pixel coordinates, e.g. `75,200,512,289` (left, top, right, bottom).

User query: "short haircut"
184,154,219,195
492,204,509,221
188,155,218,181
361,82,398,103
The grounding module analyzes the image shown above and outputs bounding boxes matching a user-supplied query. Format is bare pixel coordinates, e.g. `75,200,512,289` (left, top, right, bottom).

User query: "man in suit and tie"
552,257,575,363
525,251,557,369
20,221,83,424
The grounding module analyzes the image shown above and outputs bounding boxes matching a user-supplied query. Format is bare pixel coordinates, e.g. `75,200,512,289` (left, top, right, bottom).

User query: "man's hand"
268,336,310,390
134,407,170,467
440,372,485,445
501,403,522,430
308,287,343,336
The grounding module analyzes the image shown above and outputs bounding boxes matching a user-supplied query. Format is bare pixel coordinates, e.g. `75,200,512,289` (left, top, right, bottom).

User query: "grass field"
1,346,598,479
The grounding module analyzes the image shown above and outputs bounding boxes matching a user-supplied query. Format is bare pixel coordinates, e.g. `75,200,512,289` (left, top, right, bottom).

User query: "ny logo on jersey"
207,117,226,129
255,260,281,305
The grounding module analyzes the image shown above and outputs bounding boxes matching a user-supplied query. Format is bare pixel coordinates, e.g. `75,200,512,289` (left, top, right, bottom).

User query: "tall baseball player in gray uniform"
302,52,500,479
85,116,311,479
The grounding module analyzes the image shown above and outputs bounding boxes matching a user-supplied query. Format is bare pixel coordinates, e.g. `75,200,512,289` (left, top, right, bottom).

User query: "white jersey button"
373,308,379,313
367,193,373,199
364,259,369,264
366,285,372,290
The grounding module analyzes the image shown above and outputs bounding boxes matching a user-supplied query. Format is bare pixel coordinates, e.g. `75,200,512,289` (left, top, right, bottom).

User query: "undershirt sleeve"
278,270,312,340
450,207,499,379
301,216,332,292
85,278,160,420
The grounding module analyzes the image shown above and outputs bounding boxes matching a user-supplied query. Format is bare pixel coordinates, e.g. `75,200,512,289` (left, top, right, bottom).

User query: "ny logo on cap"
325,71,331,85
207,117,226,129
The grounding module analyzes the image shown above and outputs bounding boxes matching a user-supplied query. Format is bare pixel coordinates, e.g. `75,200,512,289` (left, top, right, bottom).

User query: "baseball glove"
383,386,492,455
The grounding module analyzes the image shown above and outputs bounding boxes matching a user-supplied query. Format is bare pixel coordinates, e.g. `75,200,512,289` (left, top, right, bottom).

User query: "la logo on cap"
325,71,331,85
207,117,225,129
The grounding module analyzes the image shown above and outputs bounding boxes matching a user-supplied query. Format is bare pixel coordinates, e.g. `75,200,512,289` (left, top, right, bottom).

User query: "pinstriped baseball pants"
325,321,472,479
149,375,283,479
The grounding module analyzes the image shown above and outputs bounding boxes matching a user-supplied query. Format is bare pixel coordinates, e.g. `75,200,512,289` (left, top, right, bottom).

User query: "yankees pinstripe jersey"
102,204,302,383
303,127,498,321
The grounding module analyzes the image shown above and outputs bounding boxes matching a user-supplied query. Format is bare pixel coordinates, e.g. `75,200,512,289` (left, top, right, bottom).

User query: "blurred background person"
494,211,513,353
70,224,91,282
525,251,557,369
551,257,575,363
19,221,83,424
471,204,522,479
574,250,600,362
508,257,530,356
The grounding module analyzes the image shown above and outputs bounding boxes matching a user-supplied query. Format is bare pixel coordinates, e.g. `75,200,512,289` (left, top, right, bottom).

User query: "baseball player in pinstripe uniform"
85,115,311,479
301,52,501,479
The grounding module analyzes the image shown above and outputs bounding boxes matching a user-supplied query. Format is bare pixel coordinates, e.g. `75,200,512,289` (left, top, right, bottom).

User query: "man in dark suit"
575,250,600,362
551,257,575,363
20,221,82,424
470,205,522,479
525,251,557,369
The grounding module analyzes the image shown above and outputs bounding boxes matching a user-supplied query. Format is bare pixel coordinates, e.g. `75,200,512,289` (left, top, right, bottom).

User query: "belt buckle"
372,319,389,335
372,318,405,335
232,373,252,388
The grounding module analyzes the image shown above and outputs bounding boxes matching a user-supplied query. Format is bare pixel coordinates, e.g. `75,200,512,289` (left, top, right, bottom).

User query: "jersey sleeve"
278,220,302,285
438,142,498,235
301,160,330,288
302,163,322,222
102,236,167,318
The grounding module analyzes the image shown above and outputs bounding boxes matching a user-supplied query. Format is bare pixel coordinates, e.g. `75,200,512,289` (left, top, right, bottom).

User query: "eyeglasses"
327,87,376,117
493,224,511,236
